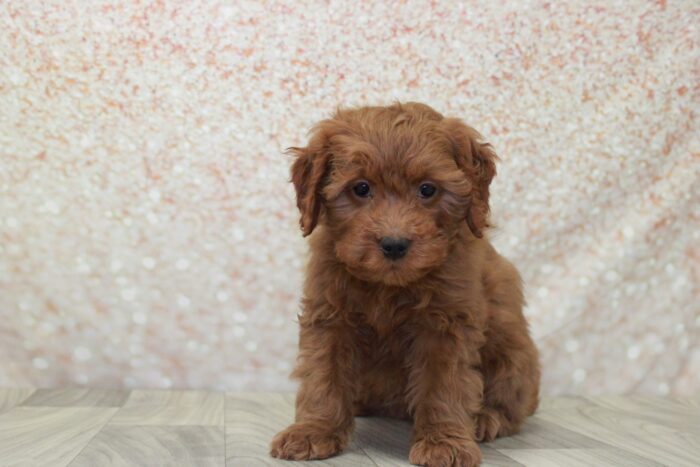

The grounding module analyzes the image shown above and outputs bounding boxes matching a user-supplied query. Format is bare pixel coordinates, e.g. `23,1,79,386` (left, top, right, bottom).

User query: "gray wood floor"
0,389,698,466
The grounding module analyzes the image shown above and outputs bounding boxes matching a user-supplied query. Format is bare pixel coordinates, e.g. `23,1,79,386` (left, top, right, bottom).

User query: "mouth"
386,265,403,276
380,257,427,286
335,237,433,286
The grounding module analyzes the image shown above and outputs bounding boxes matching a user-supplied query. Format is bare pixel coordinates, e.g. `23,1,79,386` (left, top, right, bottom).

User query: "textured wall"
1,1,698,395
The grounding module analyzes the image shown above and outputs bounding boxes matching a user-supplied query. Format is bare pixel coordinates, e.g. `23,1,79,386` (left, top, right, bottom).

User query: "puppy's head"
290,103,497,286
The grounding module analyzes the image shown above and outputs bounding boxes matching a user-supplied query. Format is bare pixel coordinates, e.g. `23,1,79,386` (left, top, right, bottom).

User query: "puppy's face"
291,103,497,286
321,136,468,286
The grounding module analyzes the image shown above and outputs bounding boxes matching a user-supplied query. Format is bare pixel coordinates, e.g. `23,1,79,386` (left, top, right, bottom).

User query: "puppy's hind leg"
476,312,540,442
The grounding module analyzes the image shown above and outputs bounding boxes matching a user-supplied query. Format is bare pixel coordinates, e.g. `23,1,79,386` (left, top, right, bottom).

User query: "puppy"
270,103,540,467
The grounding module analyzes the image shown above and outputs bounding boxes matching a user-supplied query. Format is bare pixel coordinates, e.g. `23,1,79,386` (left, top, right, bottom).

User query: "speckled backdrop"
1,1,698,395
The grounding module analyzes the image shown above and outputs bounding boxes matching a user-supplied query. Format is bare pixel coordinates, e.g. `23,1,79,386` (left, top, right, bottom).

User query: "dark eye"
418,182,437,199
352,181,371,198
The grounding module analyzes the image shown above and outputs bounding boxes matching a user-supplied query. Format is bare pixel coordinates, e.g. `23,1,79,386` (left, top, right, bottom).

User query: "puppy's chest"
346,292,416,350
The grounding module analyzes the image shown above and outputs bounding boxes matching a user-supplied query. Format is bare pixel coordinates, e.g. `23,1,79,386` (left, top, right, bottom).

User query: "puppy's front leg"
406,325,484,467
270,320,357,461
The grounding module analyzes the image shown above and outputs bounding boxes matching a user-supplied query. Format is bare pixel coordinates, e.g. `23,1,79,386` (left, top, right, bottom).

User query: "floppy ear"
288,129,332,237
441,118,498,238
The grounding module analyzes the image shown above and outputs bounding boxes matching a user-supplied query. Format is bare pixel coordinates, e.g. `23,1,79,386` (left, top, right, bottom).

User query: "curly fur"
270,103,540,467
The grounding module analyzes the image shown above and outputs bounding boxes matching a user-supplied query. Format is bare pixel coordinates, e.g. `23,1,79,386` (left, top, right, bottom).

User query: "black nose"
379,237,411,260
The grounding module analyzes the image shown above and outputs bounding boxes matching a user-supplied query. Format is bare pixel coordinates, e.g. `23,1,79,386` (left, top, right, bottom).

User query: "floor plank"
69,425,225,467
479,448,527,467
535,396,590,412
0,406,116,467
498,448,665,467
0,388,35,415
225,392,377,466
23,388,129,408
110,390,224,426
673,395,700,411
0,391,697,467
353,416,412,465
535,401,700,466
488,417,609,450
587,395,700,434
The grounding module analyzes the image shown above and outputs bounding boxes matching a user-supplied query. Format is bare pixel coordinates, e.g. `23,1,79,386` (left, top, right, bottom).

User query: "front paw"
270,422,348,460
409,437,482,467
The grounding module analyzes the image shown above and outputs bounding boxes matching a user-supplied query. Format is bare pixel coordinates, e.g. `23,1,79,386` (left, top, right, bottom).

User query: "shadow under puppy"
271,103,540,467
